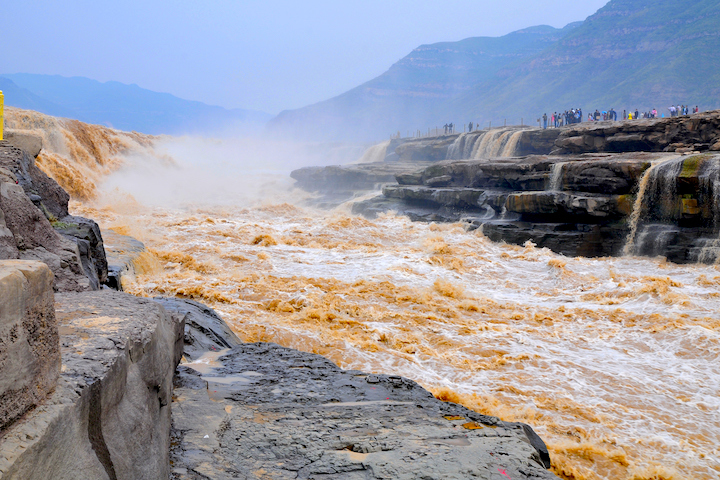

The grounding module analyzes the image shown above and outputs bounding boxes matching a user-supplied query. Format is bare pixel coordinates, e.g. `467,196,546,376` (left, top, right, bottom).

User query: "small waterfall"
548,163,566,191
445,134,466,160
463,133,484,159
358,140,390,164
472,130,498,159
623,157,684,256
696,161,720,263
500,131,524,157
697,238,720,264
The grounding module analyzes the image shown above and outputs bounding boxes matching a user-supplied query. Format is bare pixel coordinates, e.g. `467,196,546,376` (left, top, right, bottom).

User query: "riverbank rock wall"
0,261,59,432
554,110,720,155
351,152,720,263
0,287,185,480
0,140,108,291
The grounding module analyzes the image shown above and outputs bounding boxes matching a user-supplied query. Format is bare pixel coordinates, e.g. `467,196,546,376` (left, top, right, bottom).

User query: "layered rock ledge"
0,289,184,479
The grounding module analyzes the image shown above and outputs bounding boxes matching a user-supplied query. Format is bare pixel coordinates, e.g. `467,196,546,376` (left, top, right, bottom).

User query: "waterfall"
623,156,684,256
472,131,498,159
463,133,484,159
445,134,466,160
500,131,524,157
696,161,720,263
548,163,566,191
473,130,513,159
358,140,390,164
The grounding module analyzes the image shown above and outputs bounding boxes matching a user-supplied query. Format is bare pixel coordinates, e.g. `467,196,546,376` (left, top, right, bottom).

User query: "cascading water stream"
358,140,390,164
696,160,720,263
623,156,683,256
445,134,466,160
500,130,524,158
548,162,566,191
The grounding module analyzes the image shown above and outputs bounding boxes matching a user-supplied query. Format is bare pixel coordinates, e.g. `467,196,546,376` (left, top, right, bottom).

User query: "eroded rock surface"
0,261,58,431
0,290,184,480
0,142,108,290
351,152,720,262
170,342,555,480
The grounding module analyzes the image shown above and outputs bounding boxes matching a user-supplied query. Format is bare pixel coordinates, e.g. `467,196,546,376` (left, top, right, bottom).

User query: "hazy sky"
4,1,608,114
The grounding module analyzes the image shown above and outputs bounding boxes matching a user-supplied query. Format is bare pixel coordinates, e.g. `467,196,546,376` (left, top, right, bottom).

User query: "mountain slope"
456,0,720,122
270,23,581,141
1,74,272,135
272,0,720,142
0,77,76,119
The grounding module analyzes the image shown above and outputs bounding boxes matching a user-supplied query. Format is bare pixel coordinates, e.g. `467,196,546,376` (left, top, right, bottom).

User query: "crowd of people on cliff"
435,103,702,138
542,109,583,128
541,104,700,128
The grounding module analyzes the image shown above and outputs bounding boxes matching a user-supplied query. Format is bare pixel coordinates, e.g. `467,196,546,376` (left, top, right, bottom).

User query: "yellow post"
0,90,4,141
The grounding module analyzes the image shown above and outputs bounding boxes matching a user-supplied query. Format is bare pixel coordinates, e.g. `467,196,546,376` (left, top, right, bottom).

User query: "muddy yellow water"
69,200,719,480
9,109,719,480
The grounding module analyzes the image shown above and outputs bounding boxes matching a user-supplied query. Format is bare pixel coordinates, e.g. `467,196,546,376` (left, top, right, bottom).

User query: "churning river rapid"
7,108,720,480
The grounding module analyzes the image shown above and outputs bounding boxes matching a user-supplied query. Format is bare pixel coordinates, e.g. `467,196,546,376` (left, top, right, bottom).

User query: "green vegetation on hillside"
272,0,720,142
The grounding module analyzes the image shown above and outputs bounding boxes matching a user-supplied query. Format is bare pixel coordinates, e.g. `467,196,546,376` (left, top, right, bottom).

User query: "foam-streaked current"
73,201,720,480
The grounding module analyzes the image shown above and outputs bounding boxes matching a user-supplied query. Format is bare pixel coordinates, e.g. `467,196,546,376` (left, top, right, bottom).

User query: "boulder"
0,166,89,292
0,260,59,431
0,142,69,220
3,131,43,158
103,230,146,291
152,297,242,361
54,215,109,290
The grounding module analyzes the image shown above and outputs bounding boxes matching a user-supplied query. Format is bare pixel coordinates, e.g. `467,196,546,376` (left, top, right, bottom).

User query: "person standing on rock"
542,114,547,129
468,121,473,132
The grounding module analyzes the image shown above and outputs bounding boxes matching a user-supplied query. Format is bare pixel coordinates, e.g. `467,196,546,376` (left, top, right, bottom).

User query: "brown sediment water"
4,107,164,200
20,111,720,480
69,200,720,480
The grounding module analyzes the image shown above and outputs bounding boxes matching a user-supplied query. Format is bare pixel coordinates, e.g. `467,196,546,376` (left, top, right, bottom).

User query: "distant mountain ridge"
271,0,720,142
0,74,272,135
271,23,581,141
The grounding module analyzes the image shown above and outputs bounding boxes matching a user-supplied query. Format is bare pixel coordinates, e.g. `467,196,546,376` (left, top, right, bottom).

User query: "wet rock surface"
349,152,720,262
102,230,146,290
290,162,432,208
170,342,556,480
153,297,242,361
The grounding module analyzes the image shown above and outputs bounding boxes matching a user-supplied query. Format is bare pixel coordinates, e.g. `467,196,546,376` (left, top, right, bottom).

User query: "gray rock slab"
0,142,69,220
0,150,90,292
0,290,184,480
2,131,42,159
171,342,556,480
0,261,59,431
